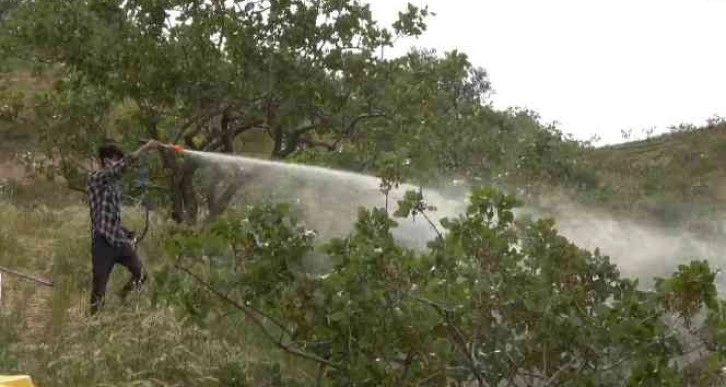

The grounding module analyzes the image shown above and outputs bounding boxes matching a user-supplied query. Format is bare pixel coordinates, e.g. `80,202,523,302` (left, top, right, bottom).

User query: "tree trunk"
162,150,199,224
206,164,246,220
220,108,234,153
180,161,199,223
265,97,285,159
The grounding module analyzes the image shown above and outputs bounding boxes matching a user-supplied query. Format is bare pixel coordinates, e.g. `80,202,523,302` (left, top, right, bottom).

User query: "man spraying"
87,138,167,315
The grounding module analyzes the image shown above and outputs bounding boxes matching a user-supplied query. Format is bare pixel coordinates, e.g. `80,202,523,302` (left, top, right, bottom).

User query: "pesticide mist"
186,150,726,292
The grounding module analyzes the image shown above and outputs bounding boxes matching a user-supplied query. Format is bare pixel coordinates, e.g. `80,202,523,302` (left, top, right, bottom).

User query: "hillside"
581,124,726,230
3,107,726,386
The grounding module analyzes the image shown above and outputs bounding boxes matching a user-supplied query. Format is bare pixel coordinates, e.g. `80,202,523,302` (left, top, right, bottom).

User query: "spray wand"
138,139,186,154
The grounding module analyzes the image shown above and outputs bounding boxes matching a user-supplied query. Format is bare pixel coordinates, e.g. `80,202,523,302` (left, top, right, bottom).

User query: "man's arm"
128,139,162,160
96,140,161,183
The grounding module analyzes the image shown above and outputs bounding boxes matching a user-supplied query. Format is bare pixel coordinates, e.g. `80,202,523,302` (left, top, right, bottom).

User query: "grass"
0,180,317,386
552,123,726,230
0,67,60,152
588,123,726,205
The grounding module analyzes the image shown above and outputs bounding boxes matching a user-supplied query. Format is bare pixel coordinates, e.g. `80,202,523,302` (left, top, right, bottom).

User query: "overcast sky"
367,0,726,145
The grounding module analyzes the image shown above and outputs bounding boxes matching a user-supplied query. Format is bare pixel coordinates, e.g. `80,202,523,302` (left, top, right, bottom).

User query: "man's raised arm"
96,139,162,183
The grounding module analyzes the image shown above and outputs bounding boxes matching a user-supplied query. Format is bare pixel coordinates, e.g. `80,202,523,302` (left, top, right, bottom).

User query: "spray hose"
130,140,184,250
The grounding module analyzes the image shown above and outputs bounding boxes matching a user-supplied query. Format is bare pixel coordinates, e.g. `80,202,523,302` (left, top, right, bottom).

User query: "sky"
367,0,726,145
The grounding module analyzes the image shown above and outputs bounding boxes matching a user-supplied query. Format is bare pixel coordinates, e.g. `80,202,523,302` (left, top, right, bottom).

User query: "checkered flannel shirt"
87,155,136,248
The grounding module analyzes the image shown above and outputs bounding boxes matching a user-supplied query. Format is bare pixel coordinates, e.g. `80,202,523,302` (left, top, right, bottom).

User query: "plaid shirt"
87,156,136,248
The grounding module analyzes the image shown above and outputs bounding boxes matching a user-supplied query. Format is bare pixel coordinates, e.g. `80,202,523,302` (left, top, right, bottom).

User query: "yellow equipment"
0,375,35,387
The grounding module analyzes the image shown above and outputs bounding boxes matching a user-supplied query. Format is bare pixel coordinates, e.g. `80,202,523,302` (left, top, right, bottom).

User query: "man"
87,138,162,315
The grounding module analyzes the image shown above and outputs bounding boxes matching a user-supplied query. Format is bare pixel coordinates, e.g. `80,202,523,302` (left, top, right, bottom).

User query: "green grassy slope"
582,124,726,228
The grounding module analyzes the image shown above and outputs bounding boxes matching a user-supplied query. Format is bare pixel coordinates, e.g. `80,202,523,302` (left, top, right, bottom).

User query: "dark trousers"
90,234,147,315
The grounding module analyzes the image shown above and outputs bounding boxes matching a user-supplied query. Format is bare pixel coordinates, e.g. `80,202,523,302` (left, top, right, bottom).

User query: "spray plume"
184,150,726,291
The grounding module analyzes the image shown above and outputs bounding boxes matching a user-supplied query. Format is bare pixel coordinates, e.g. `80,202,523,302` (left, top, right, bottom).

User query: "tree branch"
275,121,319,158
292,123,319,138
346,112,385,134
298,137,336,151
418,370,444,385
203,119,265,151
411,296,488,386
277,111,385,158
419,210,443,240
174,98,265,145
399,350,417,385
174,119,202,145
175,263,339,369
543,359,577,386
332,112,386,148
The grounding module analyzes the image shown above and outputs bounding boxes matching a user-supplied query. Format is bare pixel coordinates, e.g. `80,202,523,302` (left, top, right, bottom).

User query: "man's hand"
131,236,139,250
124,229,137,247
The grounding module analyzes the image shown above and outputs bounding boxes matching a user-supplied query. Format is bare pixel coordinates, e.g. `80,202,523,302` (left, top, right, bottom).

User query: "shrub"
160,186,726,385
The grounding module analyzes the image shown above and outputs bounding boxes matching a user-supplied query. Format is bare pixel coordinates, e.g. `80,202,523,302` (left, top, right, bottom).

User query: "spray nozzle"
168,144,185,153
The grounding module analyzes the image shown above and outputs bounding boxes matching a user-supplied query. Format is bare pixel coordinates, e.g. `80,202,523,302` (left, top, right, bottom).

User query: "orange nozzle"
169,144,185,153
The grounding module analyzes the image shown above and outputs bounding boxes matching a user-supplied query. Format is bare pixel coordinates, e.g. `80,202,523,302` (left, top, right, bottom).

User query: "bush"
161,186,726,385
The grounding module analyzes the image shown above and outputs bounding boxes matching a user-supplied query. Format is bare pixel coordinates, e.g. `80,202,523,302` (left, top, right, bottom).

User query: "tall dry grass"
0,184,313,386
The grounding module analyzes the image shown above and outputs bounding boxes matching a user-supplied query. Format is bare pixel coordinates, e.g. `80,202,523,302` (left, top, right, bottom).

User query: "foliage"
3,0,726,385
1,0,604,224
1,170,725,385
2,0,430,222
655,261,719,326
160,185,726,385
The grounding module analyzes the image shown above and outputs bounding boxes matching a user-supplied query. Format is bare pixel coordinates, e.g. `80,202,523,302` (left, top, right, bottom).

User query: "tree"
290,47,597,196
292,48,496,183
3,0,429,222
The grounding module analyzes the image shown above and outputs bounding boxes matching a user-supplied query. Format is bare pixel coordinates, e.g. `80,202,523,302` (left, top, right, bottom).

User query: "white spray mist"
185,150,726,291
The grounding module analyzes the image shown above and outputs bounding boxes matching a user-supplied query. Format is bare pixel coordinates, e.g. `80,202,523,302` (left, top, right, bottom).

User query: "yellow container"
0,375,35,387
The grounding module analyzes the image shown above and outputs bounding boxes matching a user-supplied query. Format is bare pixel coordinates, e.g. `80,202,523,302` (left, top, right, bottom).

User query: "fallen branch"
0,265,54,287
